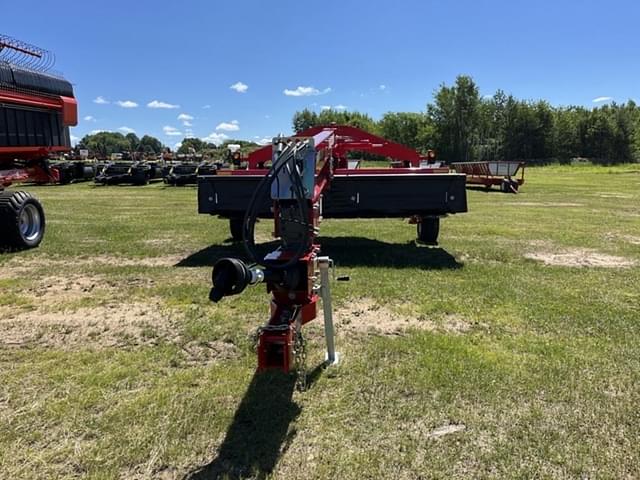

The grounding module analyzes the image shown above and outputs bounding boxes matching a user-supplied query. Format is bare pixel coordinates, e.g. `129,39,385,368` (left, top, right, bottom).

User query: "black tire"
132,172,149,186
55,164,73,185
417,216,439,245
501,178,519,193
229,217,244,242
0,191,46,249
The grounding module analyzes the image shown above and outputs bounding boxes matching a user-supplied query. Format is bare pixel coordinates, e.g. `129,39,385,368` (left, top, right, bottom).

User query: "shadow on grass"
176,237,462,270
185,365,324,480
466,185,509,194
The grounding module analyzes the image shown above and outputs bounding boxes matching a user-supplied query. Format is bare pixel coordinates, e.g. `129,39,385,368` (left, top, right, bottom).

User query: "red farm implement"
204,125,467,387
451,161,525,193
0,34,78,248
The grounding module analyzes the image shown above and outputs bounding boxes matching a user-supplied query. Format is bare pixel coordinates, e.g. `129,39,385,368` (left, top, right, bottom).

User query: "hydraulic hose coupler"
209,258,264,303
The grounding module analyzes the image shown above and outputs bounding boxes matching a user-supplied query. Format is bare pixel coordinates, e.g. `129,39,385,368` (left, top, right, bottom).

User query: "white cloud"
84,115,96,122
163,125,182,136
216,120,240,131
147,100,180,109
93,96,109,105
283,86,332,97
202,104,212,109
321,104,347,111
257,137,272,145
70,134,80,145
592,96,613,103
379,84,386,90
174,142,182,150
202,132,229,145
177,113,194,127
118,126,136,134
116,100,138,108
230,81,248,93
90,129,107,135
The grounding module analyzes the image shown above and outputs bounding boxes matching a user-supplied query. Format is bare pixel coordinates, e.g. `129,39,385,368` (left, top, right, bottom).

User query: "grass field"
1,164,639,479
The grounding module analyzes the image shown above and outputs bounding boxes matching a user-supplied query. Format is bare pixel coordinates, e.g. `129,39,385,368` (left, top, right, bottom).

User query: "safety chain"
250,326,262,351
292,322,307,392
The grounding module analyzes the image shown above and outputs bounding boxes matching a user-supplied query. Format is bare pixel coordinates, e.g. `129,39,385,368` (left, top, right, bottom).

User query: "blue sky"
3,0,639,148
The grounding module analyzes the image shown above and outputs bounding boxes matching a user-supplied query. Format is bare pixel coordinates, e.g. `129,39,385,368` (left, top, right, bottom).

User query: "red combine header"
0,34,77,248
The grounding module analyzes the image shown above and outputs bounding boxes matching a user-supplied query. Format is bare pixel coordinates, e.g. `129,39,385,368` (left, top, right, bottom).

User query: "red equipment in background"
451,161,525,193
0,34,77,248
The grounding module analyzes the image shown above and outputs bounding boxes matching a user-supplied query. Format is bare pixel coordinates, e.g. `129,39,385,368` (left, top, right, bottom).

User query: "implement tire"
417,216,439,245
0,190,46,249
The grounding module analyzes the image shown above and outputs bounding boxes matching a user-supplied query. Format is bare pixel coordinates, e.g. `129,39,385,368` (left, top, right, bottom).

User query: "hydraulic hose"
242,141,312,270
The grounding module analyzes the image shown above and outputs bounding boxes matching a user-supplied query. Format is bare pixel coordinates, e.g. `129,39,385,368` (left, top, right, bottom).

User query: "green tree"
428,75,481,162
80,132,130,157
178,137,207,154
378,112,433,151
292,108,378,134
125,133,140,151
139,135,163,154
292,109,319,133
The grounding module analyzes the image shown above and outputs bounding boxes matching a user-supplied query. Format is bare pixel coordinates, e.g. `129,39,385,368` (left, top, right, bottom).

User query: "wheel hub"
19,203,42,241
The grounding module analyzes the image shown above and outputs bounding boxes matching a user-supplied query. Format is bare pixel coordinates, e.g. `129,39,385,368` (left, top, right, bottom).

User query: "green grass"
1,164,639,479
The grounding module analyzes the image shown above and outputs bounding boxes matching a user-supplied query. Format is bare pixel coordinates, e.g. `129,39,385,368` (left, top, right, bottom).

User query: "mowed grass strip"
0,164,639,479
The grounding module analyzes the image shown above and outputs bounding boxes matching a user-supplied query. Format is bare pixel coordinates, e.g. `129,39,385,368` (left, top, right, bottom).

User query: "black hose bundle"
242,140,313,270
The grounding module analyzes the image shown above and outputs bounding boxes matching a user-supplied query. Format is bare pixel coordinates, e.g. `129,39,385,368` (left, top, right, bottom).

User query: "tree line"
77,132,164,157
77,132,260,160
293,75,640,164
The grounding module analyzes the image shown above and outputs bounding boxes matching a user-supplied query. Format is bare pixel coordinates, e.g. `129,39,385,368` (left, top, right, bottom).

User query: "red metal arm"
247,125,424,169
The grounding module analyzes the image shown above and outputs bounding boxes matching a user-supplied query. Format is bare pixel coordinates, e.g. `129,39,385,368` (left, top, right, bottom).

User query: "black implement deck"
198,172,467,218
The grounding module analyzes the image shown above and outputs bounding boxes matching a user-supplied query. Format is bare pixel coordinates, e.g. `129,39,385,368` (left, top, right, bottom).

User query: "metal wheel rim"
19,204,42,241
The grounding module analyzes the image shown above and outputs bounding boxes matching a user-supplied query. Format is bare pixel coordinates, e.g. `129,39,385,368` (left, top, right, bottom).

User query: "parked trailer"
0,34,78,249
198,125,467,245
95,160,163,185
51,160,96,184
451,161,525,192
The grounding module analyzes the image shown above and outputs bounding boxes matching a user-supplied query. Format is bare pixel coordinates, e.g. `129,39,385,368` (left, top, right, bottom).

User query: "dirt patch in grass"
179,340,239,366
1,272,156,306
82,254,187,268
604,233,640,246
1,254,187,274
597,193,633,199
335,298,473,335
0,301,174,348
507,202,583,207
428,423,467,438
25,274,113,300
0,300,239,362
525,248,636,268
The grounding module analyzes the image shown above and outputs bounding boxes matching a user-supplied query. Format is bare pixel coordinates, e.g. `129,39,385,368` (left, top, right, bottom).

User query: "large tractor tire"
417,216,439,245
0,190,46,249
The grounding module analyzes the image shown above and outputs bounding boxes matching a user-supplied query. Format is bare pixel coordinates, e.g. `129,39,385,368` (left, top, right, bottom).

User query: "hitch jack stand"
318,256,340,366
